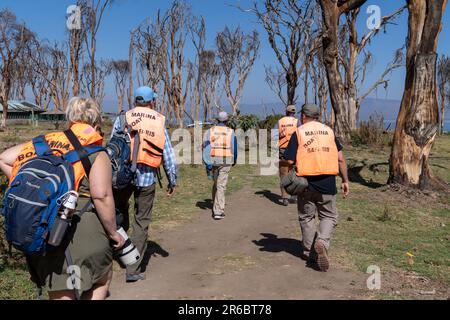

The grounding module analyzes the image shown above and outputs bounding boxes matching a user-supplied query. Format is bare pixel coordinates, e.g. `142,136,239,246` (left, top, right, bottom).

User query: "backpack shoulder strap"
63,129,103,177
32,136,51,156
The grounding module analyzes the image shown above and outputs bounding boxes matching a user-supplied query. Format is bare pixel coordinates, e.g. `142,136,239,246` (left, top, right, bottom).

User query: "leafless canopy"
216,26,260,115
109,60,130,113
0,9,34,127
242,0,316,106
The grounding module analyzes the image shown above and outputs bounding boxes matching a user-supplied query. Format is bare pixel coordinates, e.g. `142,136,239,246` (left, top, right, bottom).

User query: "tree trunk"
0,76,11,128
128,30,135,110
442,102,446,134
1,99,7,128
118,95,123,113
389,0,448,189
439,91,445,134
304,61,309,104
286,65,297,106
90,43,96,99
319,0,352,141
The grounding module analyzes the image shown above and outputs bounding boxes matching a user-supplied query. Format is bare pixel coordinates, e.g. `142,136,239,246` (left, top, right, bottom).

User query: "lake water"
384,120,450,133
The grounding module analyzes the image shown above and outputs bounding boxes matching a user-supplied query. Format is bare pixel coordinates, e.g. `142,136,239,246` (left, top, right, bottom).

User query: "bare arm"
338,151,350,198
0,144,24,179
89,152,124,249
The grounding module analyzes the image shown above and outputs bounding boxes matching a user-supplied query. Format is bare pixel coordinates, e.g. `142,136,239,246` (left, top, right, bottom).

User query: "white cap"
218,111,229,122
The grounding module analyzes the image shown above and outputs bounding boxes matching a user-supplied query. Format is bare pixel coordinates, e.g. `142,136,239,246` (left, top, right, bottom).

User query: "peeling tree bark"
389,0,448,189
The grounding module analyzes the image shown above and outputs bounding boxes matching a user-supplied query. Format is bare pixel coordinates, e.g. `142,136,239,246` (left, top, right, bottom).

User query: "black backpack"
106,113,139,190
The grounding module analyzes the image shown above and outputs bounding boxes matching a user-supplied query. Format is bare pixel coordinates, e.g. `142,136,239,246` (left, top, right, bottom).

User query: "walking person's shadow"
141,241,170,273
252,233,303,258
196,199,214,210
255,190,283,206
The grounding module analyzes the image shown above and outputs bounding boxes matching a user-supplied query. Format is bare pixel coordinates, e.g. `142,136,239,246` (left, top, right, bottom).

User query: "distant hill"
239,98,403,120
103,97,449,122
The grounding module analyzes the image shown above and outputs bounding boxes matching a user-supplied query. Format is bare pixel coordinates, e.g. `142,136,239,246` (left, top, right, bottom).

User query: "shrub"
351,113,392,147
228,114,260,131
259,114,284,130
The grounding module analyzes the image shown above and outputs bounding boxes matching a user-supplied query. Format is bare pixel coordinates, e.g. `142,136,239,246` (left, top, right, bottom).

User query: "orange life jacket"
126,107,166,169
210,126,233,158
295,121,339,177
278,116,298,149
9,123,104,191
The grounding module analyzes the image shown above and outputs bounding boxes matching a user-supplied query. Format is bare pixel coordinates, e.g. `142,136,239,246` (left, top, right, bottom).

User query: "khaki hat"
301,103,320,119
286,105,296,113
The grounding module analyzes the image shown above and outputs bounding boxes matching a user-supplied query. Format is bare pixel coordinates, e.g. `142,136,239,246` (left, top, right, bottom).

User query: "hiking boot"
281,199,289,206
126,272,146,283
314,241,330,272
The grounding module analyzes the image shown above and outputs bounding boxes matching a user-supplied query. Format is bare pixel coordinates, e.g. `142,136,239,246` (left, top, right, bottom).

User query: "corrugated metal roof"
6,100,45,113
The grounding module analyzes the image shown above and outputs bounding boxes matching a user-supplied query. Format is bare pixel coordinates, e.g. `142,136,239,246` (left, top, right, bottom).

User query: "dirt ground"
109,186,369,300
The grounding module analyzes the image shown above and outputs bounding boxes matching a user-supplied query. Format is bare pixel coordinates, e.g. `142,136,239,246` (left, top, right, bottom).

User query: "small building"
39,110,66,122
0,100,45,120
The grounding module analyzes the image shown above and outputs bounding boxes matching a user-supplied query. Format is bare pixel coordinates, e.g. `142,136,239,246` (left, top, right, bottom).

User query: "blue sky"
1,0,449,112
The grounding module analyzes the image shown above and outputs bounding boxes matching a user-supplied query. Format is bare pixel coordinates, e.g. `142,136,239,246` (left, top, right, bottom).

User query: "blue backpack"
106,113,139,190
2,130,104,255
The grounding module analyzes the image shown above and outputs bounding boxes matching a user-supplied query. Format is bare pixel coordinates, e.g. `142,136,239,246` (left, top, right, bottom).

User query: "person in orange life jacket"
111,86,177,283
285,104,349,272
203,111,238,220
0,97,125,300
276,105,299,206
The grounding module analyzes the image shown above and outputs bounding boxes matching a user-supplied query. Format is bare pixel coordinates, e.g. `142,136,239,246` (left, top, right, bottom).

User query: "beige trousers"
297,189,338,252
212,165,232,216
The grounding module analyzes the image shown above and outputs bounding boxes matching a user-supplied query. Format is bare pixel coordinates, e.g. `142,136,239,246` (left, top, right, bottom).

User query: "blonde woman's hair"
65,97,102,127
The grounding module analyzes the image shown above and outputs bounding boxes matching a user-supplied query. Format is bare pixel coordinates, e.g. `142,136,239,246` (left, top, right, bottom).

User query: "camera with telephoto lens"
114,211,140,266
48,191,79,247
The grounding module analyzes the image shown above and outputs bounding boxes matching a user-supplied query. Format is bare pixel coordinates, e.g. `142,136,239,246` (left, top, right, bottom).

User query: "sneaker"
300,251,310,261
314,241,330,272
126,272,146,283
289,197,297,204
213,214,225,220
281,199,289,206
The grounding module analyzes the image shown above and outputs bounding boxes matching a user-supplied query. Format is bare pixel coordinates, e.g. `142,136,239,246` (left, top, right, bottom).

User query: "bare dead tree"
437,55,450,135
17,36,51,109
318,0,406,141
80,0,112,100
319,0,403,141
11,45,31,100
134,15,167,105
340,6,405,125
47,43,71,111
27,39,73,111
109,60,129,113
241,0,315,106
199,50,221,121
161,0,192,127
67,2,86,97
81,59,108,108
264,65,287,106
189,16,206,122
127,28,137,110
216,26,260,115
310,49,329,123
389,0,448,190
0,10,31,127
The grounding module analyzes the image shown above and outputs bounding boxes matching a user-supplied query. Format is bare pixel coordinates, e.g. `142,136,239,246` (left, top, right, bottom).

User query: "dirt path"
110,187,368,300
